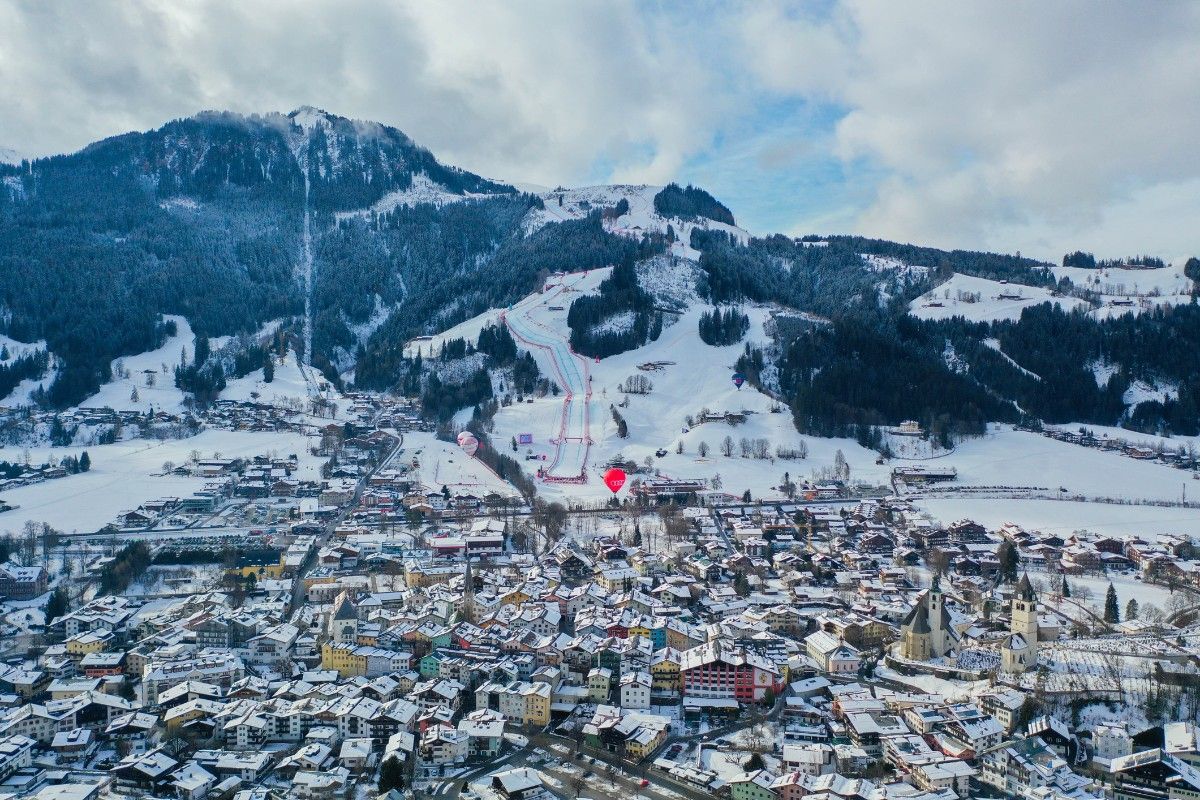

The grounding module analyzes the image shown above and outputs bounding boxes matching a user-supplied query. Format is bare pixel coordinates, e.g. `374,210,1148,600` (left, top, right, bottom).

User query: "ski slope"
501,271,602,482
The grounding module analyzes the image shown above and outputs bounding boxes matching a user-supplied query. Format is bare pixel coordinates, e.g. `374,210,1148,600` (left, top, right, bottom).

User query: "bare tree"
698,441,710,458
721,436,734,457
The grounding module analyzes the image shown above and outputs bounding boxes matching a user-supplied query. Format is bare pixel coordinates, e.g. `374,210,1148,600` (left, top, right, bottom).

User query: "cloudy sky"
2,0,1198,261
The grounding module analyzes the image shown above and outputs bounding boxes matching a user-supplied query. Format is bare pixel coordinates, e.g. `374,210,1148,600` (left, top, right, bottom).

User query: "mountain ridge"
1,107,1197,442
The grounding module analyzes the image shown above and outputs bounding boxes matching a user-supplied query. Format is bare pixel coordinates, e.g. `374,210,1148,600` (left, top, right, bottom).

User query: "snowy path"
502,274,594,482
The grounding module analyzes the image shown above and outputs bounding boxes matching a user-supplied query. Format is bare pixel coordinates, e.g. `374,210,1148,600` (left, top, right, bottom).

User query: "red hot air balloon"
732,371,746,389
603,467,626,494
456,431,480,457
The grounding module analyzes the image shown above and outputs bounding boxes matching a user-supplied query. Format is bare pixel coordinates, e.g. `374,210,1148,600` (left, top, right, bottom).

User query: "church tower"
329,591,359,645
461,557,476,624
927,574,947,656
1003,574,1039,673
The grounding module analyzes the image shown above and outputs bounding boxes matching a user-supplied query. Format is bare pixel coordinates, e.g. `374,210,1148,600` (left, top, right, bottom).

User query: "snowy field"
910,274,1088,322
0,333,46,361
221,348,343,416
402,431,519,499
0,430,320,533
924,426,1194,503
81,315,196,413
525,184,750,260
402,307,506,359
917,498,1200,540
479,275,888,502
1052,261,1193,319
0,333,54,407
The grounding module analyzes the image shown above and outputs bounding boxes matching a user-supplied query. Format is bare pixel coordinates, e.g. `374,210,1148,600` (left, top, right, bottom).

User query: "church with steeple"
1002,574,1039,673
328,590,359,645
899,575,959,661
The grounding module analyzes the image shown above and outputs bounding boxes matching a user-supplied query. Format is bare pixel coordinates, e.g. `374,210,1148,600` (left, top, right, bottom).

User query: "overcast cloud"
1,0,1197,260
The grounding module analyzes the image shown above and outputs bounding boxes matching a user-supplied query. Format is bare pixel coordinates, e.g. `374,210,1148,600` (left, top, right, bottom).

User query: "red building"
680,640,782,704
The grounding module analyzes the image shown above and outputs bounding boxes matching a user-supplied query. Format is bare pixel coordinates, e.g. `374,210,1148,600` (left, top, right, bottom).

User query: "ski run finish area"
501,271,597,483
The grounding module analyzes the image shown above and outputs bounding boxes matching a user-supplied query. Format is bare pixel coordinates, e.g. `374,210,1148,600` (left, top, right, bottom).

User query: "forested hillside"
0,108,516,406
693,230,1198,440
1,106,1195,441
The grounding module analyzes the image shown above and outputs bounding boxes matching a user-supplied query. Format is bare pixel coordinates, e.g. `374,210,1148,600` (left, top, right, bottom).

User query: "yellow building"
625,722,669,761
522,682,551,726
228,560,286,580
500,587,531,607
321,643,367,678
405,563,457,589
164,699,222,732
65,630,111,659
650,649,681,693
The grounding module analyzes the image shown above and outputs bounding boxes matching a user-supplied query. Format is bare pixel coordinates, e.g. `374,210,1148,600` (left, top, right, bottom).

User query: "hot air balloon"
603,468,626,494
456,431,480,458
732,372,746,390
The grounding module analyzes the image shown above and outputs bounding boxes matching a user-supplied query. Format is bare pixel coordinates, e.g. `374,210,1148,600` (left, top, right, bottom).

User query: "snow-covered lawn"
1053,261,1194,320
874,665,990,702
221,349,342,415
918,426,1195,503
917,498,1200,539
0,429,321,533
523,184,750,262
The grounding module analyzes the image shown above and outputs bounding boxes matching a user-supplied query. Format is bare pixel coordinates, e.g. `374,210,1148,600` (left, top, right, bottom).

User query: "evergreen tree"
79,451,91,472
45,586,69,623
1104,582,1120,623
377,756,405,792
1060,575,1070,598
997,541,1019,584
1125,597,1139,620
263,354,275,383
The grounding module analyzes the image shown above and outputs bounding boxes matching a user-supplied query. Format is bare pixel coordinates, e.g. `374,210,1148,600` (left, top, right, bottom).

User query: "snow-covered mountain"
0,147,22,166
1,106,1197,442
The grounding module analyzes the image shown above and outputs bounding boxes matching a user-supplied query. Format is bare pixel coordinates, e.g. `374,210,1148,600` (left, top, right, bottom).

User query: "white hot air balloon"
456,431,480,457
